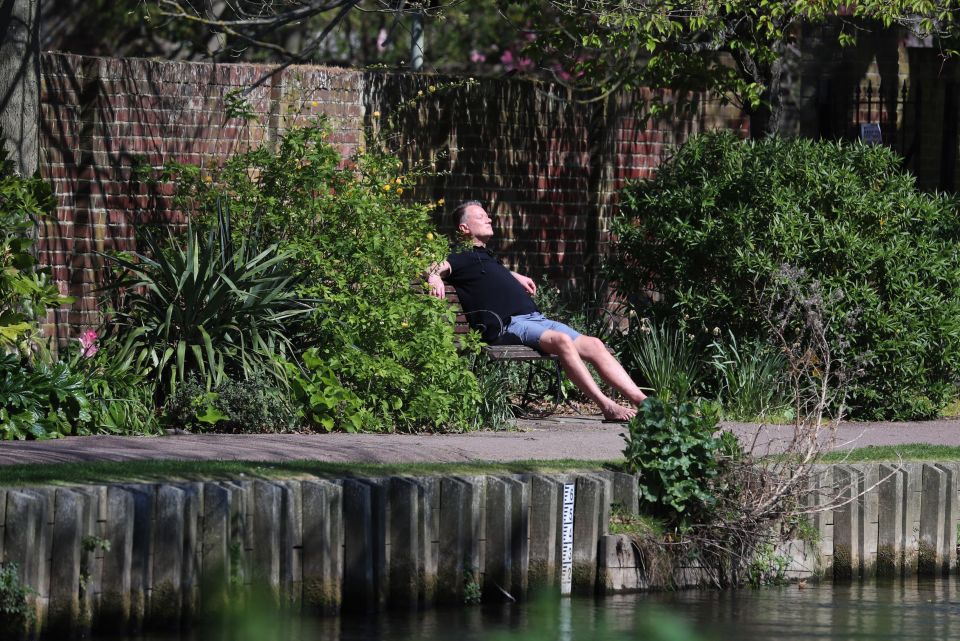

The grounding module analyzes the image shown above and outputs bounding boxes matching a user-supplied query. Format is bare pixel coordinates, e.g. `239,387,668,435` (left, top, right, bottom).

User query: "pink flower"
517,57,535,71
377,28,389,52
500,50,514,71
469,49,486,64
78,329,98,358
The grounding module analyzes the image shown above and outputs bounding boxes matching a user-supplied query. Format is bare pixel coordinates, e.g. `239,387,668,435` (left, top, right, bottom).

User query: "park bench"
445,285,564,413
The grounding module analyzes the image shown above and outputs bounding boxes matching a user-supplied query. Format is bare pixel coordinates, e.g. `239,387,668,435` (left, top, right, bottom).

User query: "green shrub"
0,133,72,352
165,373,295,433
622,397,731,519
160,119,480,432
610,132,960,420
0,353,93,440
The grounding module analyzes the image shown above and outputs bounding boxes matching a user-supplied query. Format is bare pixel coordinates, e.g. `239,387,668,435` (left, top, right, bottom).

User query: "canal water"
132,578,960,641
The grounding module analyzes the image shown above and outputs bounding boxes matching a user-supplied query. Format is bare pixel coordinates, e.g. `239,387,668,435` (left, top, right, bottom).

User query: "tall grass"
709,332,791,421
623,320,702,403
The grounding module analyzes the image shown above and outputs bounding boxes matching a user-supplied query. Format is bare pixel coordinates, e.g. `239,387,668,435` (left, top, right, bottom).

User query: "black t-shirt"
446,246,538,341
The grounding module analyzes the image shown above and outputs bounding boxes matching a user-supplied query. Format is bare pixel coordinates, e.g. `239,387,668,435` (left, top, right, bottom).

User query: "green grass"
0,458,623,487
821,444,960,462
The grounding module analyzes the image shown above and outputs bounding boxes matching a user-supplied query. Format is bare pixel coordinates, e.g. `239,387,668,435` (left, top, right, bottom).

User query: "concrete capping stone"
223,481,248,589
437,477,480,605
301,480,343,615
597,534,645,594
181,482,202,622
341,479,375,613
200,483,231,610
415,477,439,606
877,464,905,577
919,464,949,576
903,462,922,575
482,477,513,602
367,479,389,611
935,463,958,572
610,472,639,516
853,464,879,578
5,490,44,631
527,475,559,589
588,473,613,537
76,485,105,624
282,480,304,609
252,481,282,596
47,489,83,635
388,477,424,610
572,476,602,594
274,481,297,607
832,466,860,580
505,476,529,599
808,465,834,572
150,485,185,628
97,487,134,633
123,484,155,631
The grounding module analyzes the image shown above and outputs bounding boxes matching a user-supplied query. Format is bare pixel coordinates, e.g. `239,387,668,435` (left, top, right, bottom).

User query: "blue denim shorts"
505,312,581,349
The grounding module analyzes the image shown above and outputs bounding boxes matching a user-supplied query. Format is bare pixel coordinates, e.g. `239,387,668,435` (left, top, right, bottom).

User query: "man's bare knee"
575,335,607,360
540,331,576,355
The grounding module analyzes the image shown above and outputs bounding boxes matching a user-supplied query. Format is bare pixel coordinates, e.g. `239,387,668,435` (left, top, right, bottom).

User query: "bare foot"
601,401,636,422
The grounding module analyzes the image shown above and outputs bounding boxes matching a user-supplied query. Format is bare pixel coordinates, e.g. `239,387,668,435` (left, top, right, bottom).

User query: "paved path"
2,414,960,467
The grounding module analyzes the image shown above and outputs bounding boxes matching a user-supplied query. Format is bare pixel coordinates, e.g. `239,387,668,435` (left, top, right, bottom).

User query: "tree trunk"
749,44,787,138
0,0,41,175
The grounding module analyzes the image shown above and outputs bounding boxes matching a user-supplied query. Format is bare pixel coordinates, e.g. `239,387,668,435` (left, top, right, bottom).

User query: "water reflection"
134,578,960,641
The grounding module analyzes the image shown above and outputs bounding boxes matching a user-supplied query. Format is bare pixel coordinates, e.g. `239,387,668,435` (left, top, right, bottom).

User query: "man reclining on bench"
427,200,647,422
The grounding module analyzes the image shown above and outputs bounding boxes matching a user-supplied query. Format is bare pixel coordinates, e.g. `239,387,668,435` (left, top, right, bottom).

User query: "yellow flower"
395,177,402,184
203,175,212,183
311,101,318,107
383,184,392,191
426,232,434,241
428,85,437,93
373,110,381,117
401,321,409,328
437,198,445,206
417,90,424,96
397,187,404,195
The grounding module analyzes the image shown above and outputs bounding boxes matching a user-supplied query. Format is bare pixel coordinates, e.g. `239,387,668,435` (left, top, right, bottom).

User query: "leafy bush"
160,119,480,432
0,353,91,440
622,397,732,518
105,209,307,403
0,134,72,352
165,374,294,433
610,132,960,420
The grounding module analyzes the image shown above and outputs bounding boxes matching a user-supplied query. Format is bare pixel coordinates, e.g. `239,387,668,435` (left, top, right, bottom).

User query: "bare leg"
538,331,636,421
574,336,648,405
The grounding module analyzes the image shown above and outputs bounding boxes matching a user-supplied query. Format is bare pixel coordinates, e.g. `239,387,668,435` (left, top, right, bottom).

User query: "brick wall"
37,53,747,339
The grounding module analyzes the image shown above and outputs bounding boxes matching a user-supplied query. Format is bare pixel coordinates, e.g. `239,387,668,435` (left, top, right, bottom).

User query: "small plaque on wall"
860,123,882,145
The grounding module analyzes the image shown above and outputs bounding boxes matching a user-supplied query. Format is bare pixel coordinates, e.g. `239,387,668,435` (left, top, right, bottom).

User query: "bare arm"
511,271,537,296
426,260,451,299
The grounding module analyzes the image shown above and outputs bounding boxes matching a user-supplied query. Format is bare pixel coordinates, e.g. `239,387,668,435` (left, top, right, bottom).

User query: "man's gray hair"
452,200,484,228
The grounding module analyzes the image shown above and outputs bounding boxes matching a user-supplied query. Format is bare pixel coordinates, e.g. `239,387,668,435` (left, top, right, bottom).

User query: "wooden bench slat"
482,345,557,361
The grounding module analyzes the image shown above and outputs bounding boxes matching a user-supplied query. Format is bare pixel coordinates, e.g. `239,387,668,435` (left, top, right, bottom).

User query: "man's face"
459,205,494,244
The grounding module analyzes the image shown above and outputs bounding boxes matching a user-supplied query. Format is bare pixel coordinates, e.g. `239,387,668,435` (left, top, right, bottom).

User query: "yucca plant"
623,319,702,403
105,203,309,402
